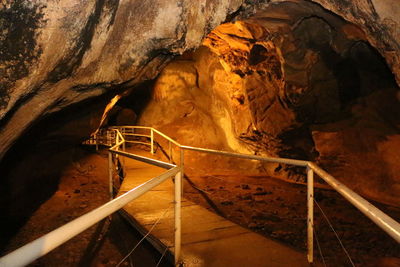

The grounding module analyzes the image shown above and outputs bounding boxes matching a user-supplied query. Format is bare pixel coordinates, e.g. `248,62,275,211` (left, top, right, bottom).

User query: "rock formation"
0,0,243,159
1,0,400,247
138,2,400,206
1,0,400,161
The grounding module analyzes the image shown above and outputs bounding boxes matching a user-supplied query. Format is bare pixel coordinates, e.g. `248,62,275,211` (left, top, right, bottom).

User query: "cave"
1,0,400,266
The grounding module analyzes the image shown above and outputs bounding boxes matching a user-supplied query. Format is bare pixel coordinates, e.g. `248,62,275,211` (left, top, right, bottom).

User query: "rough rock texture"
0,0,243,160
1,0,400,161
0,0,246,248
310,0,400,85
1,0,400,248
138,3,400,206
243,0,400,85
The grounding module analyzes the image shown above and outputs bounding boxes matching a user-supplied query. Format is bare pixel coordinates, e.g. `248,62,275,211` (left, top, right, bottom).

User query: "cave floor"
117,149,309,267
143,145,400,267
3,147,171,267
4,146,399,267
182,173,400,267
179,165,400,267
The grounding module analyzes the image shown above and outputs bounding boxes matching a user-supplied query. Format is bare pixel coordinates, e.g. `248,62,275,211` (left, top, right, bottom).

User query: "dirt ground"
149,142,400,267
181,170,400,267
3,145,400,267
2,147,171,267
136,142,400,267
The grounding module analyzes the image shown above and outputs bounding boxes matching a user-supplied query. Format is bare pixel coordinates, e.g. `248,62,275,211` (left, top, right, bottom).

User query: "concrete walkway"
117,150,309,267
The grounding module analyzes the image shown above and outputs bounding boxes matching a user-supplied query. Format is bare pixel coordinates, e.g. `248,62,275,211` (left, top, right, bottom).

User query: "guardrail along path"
117,149,308,267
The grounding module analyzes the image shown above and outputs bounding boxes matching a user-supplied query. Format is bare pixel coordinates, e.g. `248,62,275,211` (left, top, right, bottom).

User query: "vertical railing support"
307,165,314,264
115,131,119,160
169,141,172,163
180,149,184,196
150,128,154,155
174,171,182,266
108,152,113,201
116,131,119,149
122,133,126,167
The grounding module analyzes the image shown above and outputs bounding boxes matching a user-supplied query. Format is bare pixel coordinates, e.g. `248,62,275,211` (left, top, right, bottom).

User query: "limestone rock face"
139,5,400,206
0,0,244,244
0,0,243,159
1,0,400,161
1,0,400,214
244,0,400,85
309,0,400,85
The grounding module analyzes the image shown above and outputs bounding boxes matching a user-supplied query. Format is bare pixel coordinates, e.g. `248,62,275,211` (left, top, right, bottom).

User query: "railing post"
169,141,172,163
122,129,126,152
307,165,314,264
108,152,113,200
116,131,119,150
122,134,126,167
115,131,119,160
180,148,184,196
174,170,182,266
150,128,154,155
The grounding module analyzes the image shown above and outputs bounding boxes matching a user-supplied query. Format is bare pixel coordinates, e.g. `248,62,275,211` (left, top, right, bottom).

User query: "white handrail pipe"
181,145,309,167
306,166,314,263
174,171,182,265
308,162,400,243
0,167,180,267
150,129,154,154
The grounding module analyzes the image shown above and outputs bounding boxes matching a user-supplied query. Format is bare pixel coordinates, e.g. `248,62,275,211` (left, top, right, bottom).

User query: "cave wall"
309,0,400,85
0,0,400,245
1,0,400,162
138,3,400,206
0,0,245,247
0,95,108,249
0,0,244,160
243,0,400,85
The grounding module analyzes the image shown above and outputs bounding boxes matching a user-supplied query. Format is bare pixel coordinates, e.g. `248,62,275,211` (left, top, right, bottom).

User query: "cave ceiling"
0,0,399,159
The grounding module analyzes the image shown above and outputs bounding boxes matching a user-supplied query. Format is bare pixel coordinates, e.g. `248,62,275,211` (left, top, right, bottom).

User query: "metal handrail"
0,128,183,267
110,149,175,169
106,128,182,265
0,166,181,267
308,162,400,243
3,126,399,267
113,125,400,263
181,145,309,167
124,133,151,137
152,128,181,147
111,126,181,147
